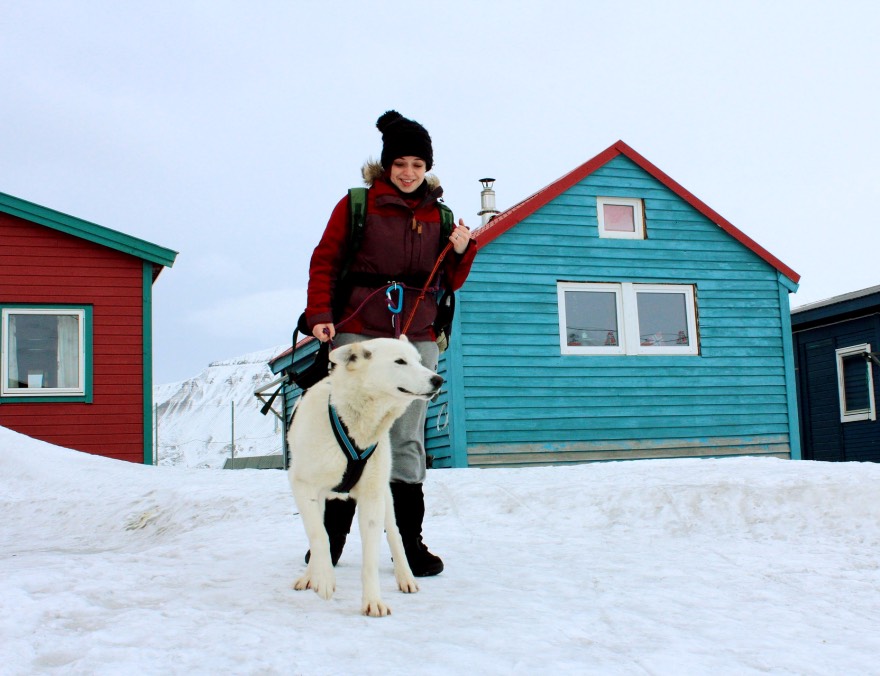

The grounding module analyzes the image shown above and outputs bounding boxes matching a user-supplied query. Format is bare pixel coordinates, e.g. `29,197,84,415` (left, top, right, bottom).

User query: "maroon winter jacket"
306,166,478,341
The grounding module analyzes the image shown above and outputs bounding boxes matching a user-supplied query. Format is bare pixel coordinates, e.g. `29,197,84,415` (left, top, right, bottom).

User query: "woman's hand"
449,219,473,254
313,323,335,342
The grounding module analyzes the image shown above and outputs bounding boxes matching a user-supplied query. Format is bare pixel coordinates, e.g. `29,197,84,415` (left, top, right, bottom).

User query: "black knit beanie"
376,110,433,171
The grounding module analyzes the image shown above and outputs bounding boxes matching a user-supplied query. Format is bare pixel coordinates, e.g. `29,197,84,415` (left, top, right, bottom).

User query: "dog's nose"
430,374,444,390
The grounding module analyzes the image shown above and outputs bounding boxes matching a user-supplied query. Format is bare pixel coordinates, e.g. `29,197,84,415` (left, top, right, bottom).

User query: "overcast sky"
3,1,878,384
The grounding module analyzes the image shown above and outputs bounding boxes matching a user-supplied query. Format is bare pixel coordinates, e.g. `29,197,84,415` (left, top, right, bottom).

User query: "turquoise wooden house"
267,140,802,468
431,140,802,467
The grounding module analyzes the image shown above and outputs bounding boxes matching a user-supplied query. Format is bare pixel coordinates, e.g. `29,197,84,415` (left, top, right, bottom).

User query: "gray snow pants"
334,333,439,484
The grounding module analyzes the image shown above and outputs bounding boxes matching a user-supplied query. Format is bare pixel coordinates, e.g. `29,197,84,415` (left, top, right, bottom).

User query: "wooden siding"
468,436,791,467
794,315,880,462
0,213,146,463
270,340,319,468
425,350,452,466
0,190,177,270
456,155,794,466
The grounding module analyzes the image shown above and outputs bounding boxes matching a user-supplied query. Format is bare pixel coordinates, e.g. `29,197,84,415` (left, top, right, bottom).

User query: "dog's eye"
395,358,407,365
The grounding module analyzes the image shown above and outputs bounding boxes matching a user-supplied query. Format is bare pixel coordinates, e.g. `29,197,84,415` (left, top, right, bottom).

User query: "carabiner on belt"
385,283,404,315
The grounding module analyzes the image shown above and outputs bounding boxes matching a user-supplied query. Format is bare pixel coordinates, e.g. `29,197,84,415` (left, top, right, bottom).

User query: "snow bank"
3,426,880,675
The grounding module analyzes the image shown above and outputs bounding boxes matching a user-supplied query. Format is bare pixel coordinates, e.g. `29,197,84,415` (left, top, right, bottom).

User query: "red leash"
400,241,453,336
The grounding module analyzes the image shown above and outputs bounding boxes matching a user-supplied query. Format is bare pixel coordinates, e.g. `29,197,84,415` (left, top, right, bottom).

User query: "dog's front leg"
357,496,390,617
292,484,335,600
384,484,418,594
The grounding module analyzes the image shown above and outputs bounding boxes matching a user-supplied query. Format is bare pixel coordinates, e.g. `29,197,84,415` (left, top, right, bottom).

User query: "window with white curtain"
1,308,86,396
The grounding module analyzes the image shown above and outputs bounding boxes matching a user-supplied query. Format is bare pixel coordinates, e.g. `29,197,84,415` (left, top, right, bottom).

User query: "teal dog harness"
329,403,377,493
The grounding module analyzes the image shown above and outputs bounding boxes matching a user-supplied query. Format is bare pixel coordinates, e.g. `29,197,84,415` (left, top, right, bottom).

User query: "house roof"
790,283,880,330
269,335,315,372
0,190,178,274
474,140,800,284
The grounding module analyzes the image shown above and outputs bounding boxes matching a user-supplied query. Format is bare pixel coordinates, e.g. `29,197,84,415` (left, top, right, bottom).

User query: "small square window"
1,308,87,397
597,197,645,239
836,344,877,422
603,204,635,232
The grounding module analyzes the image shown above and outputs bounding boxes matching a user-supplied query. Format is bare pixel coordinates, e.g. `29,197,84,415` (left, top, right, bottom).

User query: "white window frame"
597,196,645,240
558,282,699,356
627,284,699,356
1,307,87,397
557,282,626,355
835,344,877,423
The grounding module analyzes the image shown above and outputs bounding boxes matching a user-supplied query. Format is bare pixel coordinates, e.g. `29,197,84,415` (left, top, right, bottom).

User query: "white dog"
287,336,444,617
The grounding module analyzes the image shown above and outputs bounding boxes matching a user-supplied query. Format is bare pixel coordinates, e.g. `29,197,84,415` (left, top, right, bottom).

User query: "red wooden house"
0,191,177,464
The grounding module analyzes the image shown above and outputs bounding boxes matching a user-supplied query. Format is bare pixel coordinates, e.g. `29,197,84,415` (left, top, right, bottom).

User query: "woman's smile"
389,156,427,193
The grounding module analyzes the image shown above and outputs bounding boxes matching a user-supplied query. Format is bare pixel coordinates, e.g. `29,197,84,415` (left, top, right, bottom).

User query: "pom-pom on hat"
376,110,433,170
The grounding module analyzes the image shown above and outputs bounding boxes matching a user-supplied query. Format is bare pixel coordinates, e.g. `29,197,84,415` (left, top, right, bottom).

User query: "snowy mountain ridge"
154,344,288,468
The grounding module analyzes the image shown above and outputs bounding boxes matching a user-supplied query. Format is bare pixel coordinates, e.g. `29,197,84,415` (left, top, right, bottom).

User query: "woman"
304,110,477,576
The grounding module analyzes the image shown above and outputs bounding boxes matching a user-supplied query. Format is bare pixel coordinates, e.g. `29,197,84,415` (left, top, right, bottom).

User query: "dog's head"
328,336,444,401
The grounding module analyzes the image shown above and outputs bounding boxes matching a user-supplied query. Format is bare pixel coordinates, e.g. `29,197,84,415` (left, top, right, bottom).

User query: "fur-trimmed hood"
361,160,441,190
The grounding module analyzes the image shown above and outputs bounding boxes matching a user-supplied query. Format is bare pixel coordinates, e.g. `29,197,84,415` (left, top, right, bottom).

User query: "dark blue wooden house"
267,141,802,468
791,285,880,462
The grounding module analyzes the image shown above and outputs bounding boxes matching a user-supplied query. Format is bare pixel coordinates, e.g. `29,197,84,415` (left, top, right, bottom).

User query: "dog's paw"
396,572,419,594
293,568,335,600
362,598,391,617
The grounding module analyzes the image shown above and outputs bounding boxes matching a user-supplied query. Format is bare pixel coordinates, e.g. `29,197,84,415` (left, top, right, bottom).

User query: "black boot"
390,482,444,577
304,498,356,567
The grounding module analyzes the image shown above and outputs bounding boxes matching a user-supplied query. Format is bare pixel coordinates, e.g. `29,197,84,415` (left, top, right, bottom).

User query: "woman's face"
389,156,427,193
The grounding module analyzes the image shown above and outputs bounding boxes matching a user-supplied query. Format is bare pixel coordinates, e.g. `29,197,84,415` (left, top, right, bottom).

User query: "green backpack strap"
335,187,367,282
347,187,368,257
434,201,456,352
438,201,455,241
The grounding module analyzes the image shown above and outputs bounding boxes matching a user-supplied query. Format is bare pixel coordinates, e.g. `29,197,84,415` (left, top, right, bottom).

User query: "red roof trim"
271,334,314,365
474,140,800,284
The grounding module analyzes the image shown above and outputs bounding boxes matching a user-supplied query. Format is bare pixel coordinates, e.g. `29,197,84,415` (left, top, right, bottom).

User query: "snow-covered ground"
3,424,880,675
154,345,287,468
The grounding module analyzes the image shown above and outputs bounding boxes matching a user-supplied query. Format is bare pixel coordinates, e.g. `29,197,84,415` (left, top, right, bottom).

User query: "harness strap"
333,461,365,494
328,403,377,493
344,271,434,289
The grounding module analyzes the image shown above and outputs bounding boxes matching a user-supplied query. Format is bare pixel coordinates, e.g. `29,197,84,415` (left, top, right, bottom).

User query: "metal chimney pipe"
478,178,500,226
